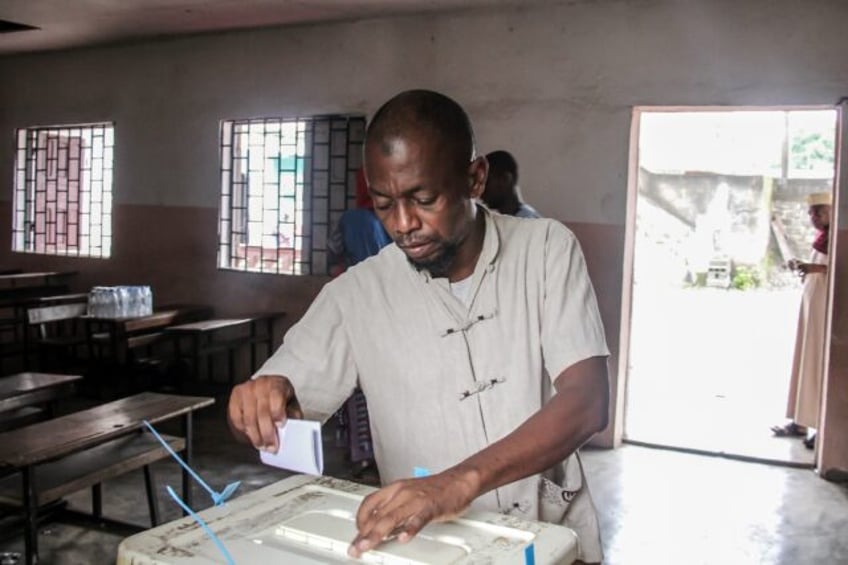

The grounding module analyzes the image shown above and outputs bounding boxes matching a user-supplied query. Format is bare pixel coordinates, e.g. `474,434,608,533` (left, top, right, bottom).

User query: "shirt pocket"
538,456,584,524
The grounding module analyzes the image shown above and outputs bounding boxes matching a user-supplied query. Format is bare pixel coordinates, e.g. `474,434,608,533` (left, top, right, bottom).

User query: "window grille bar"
13,123,112,259
218,114,364,276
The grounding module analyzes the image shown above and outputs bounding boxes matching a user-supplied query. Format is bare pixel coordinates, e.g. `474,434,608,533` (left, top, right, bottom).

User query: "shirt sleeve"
253,283,358,422
541,221,610,380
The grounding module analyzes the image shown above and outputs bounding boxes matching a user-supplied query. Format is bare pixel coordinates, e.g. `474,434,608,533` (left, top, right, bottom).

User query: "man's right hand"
227,375,303,453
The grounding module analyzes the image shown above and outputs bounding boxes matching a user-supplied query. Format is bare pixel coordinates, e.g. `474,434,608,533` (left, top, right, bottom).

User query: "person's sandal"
803,433,816,449
771,422,806,437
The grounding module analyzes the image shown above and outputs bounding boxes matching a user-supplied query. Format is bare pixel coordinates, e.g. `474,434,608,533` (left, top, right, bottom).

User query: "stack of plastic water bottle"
88,286,153,318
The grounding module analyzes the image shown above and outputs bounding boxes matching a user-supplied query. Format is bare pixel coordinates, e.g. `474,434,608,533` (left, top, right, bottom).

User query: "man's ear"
468,156,488,199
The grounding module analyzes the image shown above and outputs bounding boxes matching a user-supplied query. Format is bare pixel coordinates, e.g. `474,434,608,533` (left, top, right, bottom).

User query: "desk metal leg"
20,306,31,371
171,335,187,393
192,335,202,384
250,322,258,373
181,412,194,513
249,318,275,374
22,465,38,565
227,348,235,386
202,336,212,382
92,483,103,518
143,465,161,526
265,318,274,360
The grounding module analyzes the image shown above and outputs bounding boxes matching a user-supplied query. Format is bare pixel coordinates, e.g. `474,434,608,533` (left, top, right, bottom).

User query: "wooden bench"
0,432,184,529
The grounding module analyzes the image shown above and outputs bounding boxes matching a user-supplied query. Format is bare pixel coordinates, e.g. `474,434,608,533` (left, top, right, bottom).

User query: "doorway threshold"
623,438,815,469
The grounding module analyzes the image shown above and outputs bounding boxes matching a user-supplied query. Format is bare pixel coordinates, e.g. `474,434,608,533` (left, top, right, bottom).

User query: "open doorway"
623,107,837,467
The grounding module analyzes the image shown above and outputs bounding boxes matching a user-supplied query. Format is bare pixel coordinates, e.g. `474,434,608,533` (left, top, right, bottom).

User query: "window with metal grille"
13,123,114,258
218,115,366,275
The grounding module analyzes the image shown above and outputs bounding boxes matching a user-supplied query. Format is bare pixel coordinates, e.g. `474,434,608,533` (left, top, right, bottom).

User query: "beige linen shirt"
257,209,609,561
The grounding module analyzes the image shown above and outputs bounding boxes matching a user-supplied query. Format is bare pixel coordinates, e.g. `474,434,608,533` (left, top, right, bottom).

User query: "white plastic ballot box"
117,475,578,564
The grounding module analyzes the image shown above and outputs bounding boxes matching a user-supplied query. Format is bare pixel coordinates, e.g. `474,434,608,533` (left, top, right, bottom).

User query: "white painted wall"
1,0,846,225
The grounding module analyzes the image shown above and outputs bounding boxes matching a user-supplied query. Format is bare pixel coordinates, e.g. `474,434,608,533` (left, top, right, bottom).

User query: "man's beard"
406,241,460,278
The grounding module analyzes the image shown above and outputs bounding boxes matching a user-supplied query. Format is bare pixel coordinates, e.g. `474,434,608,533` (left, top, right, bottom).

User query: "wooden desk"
86,304,214,335
37,292,88,305
165,311,284,385
0,271,76,289
0,392,214,565
85,304,214,367
0,372,82,415
0,285,72,306
0,289,79,371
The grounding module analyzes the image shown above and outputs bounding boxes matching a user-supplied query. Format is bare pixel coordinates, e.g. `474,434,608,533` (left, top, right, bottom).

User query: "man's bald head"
362,90,488,281
365,90,476,173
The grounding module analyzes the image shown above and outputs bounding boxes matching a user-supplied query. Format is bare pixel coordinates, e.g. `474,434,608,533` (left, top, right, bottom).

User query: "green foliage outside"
731,265,761,290
791,132,834,170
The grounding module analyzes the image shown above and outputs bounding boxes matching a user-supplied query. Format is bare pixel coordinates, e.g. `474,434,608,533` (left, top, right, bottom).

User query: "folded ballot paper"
259,419,324,475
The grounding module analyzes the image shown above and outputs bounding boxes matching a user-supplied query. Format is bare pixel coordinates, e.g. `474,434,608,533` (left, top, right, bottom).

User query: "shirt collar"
475,204,501,275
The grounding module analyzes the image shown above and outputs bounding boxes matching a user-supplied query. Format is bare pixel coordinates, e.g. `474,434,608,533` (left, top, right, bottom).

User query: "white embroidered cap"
807,191,832,206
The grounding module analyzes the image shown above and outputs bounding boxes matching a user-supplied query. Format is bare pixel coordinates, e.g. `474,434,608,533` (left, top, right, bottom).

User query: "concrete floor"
1,396,847,564
626,287,816,468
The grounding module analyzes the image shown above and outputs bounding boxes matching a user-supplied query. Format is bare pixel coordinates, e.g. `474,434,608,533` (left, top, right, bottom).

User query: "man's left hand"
348,469,480,558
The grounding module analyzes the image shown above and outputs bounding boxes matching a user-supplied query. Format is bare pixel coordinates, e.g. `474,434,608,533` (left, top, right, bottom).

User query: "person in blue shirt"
328,168,392,275
336,208,392,267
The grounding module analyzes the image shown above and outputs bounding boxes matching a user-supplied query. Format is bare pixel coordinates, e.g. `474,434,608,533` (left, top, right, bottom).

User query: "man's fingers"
351,510,430,556
356,483,403,530
256,393,280,451
287,395,304,419
227,376,297,451
227,391,244,431
355,492,383,531
350,506,417,558
238,396,264,449
268,388,286,421
398,514,426,541
350,485,438,558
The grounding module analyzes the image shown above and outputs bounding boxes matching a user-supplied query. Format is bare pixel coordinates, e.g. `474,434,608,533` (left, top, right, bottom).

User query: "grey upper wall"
1,0,846,225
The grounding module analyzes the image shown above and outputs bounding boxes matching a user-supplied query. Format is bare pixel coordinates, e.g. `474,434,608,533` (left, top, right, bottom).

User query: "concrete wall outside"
0,0,846,460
